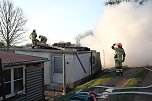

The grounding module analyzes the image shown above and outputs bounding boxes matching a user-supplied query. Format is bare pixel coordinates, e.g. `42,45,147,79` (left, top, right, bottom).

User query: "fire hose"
70,66,152,100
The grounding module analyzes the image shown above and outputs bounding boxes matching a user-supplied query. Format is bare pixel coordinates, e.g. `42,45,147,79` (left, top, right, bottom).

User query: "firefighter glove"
122,58,125,62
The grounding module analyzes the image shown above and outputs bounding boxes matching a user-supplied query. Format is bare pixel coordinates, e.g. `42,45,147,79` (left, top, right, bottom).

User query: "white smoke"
81,2,152,68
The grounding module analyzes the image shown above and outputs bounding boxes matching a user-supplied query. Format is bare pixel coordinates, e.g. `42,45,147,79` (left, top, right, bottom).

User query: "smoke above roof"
81,2,152,68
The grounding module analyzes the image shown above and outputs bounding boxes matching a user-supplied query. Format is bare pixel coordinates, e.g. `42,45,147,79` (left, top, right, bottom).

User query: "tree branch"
0,0,27,50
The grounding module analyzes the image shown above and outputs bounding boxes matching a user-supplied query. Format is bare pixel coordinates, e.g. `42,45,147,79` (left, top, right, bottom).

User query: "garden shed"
0,51,48,101
14,45,101,91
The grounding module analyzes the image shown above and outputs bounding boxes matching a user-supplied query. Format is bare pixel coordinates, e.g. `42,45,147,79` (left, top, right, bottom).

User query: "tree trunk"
6,40,9,51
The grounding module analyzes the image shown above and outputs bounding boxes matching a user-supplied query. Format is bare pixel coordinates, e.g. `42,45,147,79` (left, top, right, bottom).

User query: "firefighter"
112,43,126,76
39,35,47,44
29,29,39,48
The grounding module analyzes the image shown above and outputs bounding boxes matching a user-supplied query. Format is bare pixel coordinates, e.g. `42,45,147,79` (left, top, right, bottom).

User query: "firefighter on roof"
112,43,126,76
29,29,39,48
39,35,47,44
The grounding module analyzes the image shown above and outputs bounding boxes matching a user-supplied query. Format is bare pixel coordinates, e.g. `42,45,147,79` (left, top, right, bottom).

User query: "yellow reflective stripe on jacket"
115,52,124,61
113,47,125,61
115,58,123,61
116,69,123,72
116,52,123,54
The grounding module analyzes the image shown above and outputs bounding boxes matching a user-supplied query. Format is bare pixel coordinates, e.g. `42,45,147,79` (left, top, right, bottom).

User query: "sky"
11,0,152,68
11,0,105,45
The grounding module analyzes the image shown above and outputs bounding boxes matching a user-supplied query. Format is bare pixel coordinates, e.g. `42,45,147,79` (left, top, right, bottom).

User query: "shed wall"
64,52,92,88
15,51,51,85
14,49,102,89
25,64,44,101
1,63,44,101
65,51,102,88
64,54,74,85
73,53,91,82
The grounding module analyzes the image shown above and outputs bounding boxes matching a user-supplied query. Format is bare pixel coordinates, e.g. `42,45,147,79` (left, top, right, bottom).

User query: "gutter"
3,59,49,67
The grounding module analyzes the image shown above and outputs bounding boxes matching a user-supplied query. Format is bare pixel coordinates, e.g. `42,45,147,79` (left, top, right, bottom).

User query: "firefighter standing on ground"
112,43,126,76
39,35,47,44
29,29,39,48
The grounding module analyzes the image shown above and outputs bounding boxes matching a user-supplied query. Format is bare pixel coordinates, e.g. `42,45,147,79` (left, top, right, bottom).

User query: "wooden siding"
25,64,44,101
4,64,44,101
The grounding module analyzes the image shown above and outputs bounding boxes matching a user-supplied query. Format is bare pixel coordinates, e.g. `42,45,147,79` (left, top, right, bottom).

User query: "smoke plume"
82,2,152,68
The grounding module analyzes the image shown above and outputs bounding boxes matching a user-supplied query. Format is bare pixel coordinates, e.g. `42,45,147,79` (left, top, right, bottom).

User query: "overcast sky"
11,0,105,45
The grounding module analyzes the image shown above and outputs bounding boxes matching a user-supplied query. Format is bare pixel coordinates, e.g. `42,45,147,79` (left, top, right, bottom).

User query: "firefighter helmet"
39,35,42,38
116,43,122,48
33,29,36,32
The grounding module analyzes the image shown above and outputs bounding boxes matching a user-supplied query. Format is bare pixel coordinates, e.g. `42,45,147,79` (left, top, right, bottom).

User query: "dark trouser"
115,60,123,76
32,39,39,48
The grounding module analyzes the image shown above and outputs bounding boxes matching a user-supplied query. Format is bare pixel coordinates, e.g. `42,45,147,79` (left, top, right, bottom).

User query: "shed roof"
0,51,48,66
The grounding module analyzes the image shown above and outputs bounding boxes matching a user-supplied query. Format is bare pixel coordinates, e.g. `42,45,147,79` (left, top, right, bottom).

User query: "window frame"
0,65,25,99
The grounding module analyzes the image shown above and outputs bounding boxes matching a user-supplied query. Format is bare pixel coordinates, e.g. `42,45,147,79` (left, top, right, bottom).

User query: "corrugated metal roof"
0,51,48,65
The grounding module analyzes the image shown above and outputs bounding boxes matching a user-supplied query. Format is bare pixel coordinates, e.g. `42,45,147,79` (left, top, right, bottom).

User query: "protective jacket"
39,35,47,43
112,44,125,62
29,31,38,48
30,32,37,40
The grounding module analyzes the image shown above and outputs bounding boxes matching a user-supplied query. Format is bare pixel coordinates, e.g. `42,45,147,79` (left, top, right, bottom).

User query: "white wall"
14,49,101,88
64,54,74,85
73,52,91,82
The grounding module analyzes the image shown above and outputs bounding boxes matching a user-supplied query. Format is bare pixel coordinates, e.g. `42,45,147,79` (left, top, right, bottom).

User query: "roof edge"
3,59,49,67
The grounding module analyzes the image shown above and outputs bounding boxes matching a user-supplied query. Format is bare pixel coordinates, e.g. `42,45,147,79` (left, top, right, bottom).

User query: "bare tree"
105,0,120,6
105,0,149,6
0,0,27,51
75,30,93,46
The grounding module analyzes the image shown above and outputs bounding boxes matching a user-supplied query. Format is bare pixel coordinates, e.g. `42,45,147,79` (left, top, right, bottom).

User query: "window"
14,68,24,93
2,66,25,98
3,69,11,95
54,57,63,73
